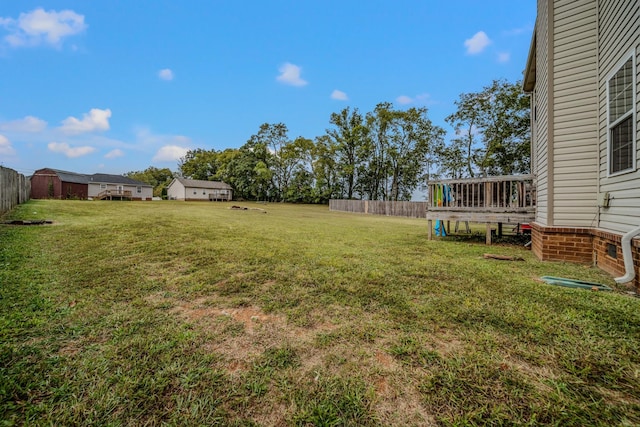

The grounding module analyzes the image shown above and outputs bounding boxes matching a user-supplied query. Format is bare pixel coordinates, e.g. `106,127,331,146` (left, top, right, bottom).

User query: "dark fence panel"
329,199,427,218
0,166,31,215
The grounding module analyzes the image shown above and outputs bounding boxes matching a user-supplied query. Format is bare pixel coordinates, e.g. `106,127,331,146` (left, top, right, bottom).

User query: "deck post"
428,219,433,240
486,223,492,245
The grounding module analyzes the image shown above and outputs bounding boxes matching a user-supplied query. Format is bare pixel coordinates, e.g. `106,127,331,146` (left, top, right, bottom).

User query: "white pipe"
614,225,640,284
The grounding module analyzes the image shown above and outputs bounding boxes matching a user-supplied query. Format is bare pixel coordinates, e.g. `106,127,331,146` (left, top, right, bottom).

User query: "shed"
30,168,89,199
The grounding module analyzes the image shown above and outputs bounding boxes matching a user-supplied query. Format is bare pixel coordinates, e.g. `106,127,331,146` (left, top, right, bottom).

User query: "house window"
194,190,197,195
137,186,142,193
608,55,635,175
100,184,106,189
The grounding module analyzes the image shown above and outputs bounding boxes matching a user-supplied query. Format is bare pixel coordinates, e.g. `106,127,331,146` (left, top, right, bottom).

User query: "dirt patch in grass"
429,332,464,356
58,341,82,357
373,375,437,426
375,349,396,369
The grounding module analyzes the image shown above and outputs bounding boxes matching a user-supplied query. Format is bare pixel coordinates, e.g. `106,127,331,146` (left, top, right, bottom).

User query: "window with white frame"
137,186,142,193
608,55,635,174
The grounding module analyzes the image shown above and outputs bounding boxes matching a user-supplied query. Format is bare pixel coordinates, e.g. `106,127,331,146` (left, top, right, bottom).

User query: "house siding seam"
552,0,599,228
533,0,551,226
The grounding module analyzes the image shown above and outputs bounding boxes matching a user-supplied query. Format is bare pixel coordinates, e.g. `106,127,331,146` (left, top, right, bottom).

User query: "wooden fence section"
0,166,31,216
329,199,428,218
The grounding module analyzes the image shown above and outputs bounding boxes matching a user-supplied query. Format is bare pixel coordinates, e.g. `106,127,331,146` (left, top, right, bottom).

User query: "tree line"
126,79,530,202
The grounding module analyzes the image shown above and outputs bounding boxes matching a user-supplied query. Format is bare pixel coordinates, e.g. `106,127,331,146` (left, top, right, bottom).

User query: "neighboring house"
166,177,233,201
31,168,90,199
30,168,152,201
523,0,640,287
87,174,153,201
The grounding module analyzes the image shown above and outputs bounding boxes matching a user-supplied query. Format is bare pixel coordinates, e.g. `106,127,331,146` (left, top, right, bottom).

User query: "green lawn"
2,200,639,426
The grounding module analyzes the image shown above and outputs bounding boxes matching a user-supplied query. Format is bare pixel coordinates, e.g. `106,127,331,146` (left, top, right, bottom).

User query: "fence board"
0,166,31,215
329,199,428,218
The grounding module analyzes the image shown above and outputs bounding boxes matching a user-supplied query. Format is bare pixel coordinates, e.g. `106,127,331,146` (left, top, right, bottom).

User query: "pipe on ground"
614,225,640,284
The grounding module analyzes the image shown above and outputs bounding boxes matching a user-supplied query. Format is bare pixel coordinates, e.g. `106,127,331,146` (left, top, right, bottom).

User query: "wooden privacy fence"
329,199,428,218
0,166,31,215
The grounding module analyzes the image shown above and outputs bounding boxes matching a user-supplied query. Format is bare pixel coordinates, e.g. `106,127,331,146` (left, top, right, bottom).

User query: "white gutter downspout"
614,226,640,284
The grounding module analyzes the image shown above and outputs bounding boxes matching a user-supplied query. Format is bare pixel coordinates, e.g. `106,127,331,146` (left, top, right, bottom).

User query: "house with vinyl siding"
523,0,640,288
166,177,233,201
87,174,153,201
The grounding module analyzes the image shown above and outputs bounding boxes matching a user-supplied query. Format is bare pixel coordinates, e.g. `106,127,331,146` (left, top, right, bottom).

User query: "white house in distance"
166,177,233,201
523,0,640,288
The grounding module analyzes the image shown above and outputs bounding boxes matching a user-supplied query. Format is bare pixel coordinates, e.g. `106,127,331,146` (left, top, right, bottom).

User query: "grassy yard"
1,200,639,426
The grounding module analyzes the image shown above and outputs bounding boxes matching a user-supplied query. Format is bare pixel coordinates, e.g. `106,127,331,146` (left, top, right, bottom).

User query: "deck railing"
426,174,535,242
428,174,535,213
96,189,133,200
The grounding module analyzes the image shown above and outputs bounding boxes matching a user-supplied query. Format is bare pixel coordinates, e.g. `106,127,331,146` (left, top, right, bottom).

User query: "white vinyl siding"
166,179,187,200
166,178,232,201
532,0,550,226
87,183,152,199
551,0,599,227
598,0,640,232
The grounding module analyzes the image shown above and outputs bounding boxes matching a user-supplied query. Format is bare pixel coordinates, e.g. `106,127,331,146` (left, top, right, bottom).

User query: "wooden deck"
95,190,133,201
426,175,535,243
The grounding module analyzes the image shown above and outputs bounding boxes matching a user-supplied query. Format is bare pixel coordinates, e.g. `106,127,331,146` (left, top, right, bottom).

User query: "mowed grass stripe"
1,200,639,426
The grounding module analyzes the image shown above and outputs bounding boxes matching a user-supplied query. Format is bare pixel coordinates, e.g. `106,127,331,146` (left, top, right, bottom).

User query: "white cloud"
276,62,308,87
152,145,189,162
497,52,510,63
396,93,433,106
0,115,47,133
48,141,95,158
0,135,16,156
464,31,491,54
59,108,111,134
104,149,124,159
158,68,174,81
331,90,348,100
0,8,86,48
396,95,413,105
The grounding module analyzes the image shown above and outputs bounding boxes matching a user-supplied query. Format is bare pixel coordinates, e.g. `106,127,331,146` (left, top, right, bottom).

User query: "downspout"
614,226,640,284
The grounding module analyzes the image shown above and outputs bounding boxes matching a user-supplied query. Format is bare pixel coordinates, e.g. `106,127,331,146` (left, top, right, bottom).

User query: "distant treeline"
127,79,530,203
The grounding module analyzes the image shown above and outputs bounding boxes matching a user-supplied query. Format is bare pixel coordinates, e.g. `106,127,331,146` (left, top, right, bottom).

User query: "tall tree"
445,79,530,177
311,135,341,203
363,102,393,200
179,149,219,180
281,136,315,202
326,107,368,199
245,123,285,200
383,106,445,201
125,167,174,198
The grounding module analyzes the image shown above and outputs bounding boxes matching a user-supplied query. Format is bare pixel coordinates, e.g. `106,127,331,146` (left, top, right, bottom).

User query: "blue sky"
0,1,536,177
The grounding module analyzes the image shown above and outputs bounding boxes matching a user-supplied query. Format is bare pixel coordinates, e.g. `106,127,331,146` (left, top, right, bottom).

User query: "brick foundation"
531,223,640,290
